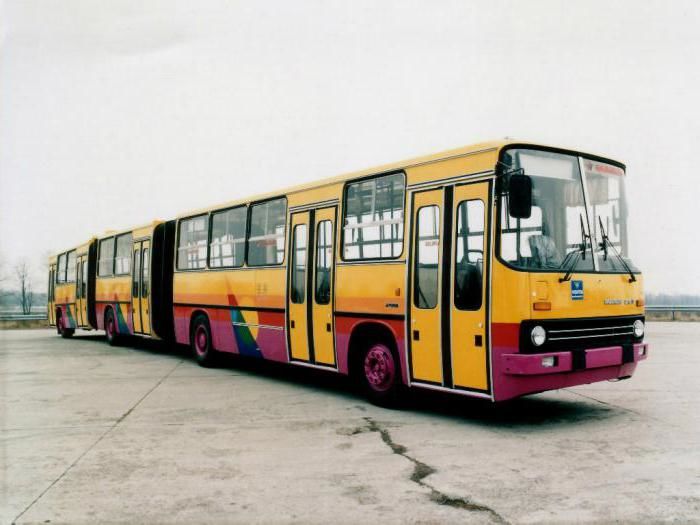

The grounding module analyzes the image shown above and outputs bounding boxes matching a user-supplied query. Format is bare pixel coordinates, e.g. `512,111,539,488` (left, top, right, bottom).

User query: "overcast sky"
1,0,699,295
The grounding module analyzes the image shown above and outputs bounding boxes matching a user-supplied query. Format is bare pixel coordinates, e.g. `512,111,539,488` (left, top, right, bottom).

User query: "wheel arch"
346,320,404,385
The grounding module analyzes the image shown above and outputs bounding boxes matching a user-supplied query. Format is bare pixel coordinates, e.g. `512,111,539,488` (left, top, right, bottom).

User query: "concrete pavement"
1,323,698,524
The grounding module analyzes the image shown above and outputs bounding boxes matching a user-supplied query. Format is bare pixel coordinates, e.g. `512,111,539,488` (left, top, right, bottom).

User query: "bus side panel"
95,276,132,334
174,305,288,362
55,283,77,329
334,316,408,385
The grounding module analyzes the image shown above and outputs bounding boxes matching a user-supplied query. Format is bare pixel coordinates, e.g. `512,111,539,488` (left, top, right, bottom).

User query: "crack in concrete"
361,417,509,524
12,359,183,524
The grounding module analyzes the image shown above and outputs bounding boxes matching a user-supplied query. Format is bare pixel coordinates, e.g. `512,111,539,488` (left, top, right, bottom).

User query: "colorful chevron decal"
231,309,263,358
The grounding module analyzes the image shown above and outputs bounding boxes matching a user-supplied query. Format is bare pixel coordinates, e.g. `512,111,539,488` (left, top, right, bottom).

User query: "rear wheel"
57,311,74,338
359,341,403,407
191,314,218,367
105,308,119,346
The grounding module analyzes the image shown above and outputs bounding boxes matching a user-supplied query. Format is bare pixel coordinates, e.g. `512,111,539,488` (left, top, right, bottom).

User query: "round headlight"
633,319,644,338
531,325,547,347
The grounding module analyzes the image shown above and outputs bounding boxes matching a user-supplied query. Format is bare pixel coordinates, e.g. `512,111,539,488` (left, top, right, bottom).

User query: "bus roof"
175,139,625,219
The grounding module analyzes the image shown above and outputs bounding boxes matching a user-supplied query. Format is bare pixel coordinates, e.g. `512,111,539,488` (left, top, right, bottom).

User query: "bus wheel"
191,314,217,367
58,312,74,338
360,342,402,407
105,308,119,346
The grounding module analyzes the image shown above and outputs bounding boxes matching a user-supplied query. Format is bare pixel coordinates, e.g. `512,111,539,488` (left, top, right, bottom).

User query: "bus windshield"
499,148,637,274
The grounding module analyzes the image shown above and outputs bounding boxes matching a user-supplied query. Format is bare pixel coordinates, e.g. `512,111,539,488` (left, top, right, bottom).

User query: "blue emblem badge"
571,280,584,301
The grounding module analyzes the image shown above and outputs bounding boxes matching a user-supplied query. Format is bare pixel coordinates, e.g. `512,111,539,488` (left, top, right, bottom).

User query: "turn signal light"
533,301,551,311
636,299,645,307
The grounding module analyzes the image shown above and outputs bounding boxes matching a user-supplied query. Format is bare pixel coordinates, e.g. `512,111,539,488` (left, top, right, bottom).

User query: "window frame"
314,219,333,305
340,171,406,262
245,196,288,267
176,213,210,271
413,205,441,310
114,233,133,276
98,237,115,277
454,198,486,312
56,253,67,283
208,204,248,269
65,250,77,283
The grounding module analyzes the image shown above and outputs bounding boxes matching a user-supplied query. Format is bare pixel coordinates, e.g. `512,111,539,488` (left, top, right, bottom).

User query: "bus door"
287,207,337,366
48,264,56,325
409,189,445,384
132,240,151,335
76,255,88,327
408,181,491,392
451,182,490,392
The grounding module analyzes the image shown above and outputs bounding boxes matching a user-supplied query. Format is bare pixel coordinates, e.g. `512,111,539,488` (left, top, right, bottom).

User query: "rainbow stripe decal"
231,309,264,358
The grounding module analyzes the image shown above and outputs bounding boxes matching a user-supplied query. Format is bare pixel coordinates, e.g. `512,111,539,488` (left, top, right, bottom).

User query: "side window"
98,238,114,276
248,198,287,266
142,248,149,297
290,225,307,304
177,215,209,270
66,251,76,283
132,248,141,297
210,206,247,268
57,253,67,283
343,173,405,260
455,200,485,310
114,234,133,275
413,206,440,309
315,220,333,305
81,259,87,297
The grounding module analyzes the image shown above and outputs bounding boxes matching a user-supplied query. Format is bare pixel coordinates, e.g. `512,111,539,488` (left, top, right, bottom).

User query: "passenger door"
48,265,56,325
287,207,337,366
451,183,490,391
75,255,88,327
408,181,491,392
131,240,152,335
408,189,444,384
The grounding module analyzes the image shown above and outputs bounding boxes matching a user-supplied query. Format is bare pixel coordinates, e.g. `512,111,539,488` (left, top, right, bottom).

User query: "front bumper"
501,342,648,376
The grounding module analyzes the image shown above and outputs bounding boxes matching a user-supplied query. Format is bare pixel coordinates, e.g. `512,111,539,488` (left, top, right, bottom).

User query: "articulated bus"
49,140,648,404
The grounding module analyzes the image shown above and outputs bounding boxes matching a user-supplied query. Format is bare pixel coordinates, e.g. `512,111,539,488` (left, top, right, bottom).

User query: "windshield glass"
499,149,594,271
582,159,638,272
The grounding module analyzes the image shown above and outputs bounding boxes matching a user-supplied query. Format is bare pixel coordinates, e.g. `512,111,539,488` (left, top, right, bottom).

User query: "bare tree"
15,260,34,315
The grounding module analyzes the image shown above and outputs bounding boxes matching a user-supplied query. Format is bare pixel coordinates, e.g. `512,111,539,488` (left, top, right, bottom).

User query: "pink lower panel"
174,306,288,363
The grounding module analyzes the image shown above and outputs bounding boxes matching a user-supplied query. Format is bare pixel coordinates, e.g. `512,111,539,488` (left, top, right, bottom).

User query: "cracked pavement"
1,323,699,524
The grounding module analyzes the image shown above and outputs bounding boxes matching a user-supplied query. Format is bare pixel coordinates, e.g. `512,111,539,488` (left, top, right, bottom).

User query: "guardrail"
645,305,700,321
0,313,48,321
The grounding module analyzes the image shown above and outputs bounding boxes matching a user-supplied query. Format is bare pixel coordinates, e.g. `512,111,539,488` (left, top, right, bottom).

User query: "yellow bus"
50,140,648,404
49,238,96,337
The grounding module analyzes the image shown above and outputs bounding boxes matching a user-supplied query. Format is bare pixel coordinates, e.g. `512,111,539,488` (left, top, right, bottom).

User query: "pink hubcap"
107,316,114,337
58,316,64,333
195,326,208,356
364,344,395,392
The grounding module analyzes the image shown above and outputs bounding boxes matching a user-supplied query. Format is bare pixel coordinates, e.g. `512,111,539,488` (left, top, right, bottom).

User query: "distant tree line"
645,293,700,306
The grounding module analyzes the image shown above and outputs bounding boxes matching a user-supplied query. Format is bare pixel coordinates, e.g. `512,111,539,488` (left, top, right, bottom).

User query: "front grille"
519,315,643,354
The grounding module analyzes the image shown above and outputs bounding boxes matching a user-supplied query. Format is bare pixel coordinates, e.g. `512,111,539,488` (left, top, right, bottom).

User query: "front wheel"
191,314,218,367
359,342,403,407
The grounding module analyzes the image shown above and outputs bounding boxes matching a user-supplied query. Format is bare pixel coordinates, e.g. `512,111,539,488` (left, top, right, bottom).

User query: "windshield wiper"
598,217,637,283
559,214,590,283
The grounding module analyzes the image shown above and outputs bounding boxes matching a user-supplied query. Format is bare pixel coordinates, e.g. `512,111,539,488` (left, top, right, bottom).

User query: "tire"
358,341,403,407
105,308,119,346
191,314,218,367
58,312,74,338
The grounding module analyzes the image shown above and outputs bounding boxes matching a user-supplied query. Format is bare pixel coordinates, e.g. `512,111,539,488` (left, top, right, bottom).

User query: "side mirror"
508,174,532,219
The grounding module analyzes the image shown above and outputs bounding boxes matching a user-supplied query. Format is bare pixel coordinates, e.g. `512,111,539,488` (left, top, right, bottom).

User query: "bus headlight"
531,325,546,347
633,320,644,338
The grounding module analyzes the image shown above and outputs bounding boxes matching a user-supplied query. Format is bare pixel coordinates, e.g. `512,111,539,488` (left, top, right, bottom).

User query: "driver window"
455,199,484,310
